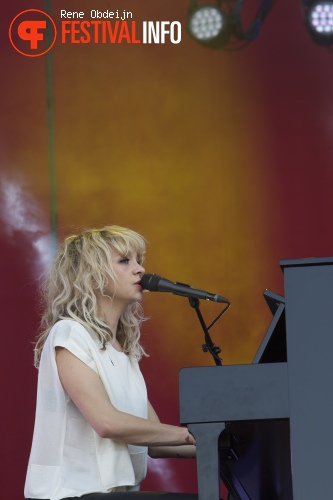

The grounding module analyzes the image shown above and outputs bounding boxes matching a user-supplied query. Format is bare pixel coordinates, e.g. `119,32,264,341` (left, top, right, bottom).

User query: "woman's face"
106,246,145,305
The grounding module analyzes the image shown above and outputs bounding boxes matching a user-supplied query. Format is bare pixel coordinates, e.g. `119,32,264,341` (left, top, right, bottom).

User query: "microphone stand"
188,297,223,366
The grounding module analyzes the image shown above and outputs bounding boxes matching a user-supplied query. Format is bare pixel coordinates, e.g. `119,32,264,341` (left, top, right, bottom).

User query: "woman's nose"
136,263,145,275
139,264,145,275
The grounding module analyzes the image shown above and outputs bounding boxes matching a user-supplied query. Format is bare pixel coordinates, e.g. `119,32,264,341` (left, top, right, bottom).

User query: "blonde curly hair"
34,225,147,367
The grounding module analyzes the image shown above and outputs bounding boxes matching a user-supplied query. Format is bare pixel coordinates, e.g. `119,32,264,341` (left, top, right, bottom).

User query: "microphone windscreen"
140,274,161,291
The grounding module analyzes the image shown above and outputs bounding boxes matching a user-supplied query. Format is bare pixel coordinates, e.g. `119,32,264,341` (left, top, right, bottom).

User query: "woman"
25,225,196,500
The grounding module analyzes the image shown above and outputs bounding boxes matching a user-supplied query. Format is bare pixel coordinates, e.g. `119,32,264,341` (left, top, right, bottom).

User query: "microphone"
140,274,230,304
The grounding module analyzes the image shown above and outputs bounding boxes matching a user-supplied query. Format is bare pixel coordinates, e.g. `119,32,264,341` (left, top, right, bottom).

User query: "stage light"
302,1,333,45
310,3,333,34
187,0,275,51
187,4,230,48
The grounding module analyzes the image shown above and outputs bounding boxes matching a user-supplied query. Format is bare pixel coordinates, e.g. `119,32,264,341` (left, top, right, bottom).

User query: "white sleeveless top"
24,319,148,500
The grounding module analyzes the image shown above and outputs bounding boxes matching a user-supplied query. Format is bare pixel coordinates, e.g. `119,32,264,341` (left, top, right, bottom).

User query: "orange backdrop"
2,0,333,498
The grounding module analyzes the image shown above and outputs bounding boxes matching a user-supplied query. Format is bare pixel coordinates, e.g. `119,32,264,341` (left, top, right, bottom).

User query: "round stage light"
187,5,228,45
309,2,333,35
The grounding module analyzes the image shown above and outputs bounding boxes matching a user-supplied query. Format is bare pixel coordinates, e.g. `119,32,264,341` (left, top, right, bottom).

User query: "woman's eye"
120,258,129,264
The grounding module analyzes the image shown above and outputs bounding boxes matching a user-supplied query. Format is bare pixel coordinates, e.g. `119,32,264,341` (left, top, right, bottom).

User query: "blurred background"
2,0,333,498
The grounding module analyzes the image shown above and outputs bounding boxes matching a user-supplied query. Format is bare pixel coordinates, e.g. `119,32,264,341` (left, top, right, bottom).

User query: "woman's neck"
96,291,124,337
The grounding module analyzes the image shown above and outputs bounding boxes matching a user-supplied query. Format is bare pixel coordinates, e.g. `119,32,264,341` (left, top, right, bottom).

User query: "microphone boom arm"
188,297,223,366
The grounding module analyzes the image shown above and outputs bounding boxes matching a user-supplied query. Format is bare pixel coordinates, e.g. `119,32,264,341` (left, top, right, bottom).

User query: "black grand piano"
179,257,333,500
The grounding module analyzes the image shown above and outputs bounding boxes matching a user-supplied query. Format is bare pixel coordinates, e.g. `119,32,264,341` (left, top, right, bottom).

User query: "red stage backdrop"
1,0,333,498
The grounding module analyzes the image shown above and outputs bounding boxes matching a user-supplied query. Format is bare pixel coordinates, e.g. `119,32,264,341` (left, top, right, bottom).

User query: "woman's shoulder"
51,318,88,332
49,319,93,344
44,320,101,371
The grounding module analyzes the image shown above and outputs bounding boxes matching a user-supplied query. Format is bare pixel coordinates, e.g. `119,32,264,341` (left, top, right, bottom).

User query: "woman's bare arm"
147,401,196,458
56,347,195,448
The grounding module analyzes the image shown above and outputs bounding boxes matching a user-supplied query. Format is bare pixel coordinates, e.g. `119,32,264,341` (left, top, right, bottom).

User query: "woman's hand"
147,401,196,458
